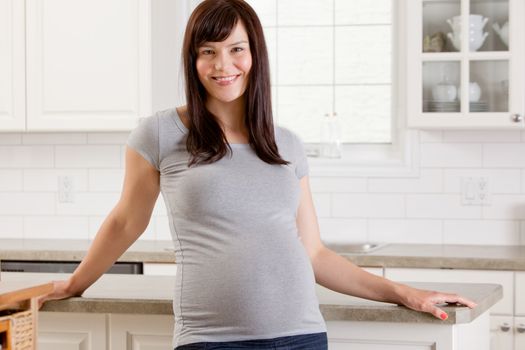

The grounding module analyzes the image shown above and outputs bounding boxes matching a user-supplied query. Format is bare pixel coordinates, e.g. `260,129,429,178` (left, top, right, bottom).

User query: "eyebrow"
200,40,249,48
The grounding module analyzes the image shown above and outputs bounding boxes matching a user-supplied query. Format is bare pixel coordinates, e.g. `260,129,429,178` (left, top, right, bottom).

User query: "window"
181,0,415,176
246,0,393,144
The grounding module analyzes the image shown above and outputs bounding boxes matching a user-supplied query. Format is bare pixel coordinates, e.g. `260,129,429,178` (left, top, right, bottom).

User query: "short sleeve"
291,131,309,179
126,115,160,170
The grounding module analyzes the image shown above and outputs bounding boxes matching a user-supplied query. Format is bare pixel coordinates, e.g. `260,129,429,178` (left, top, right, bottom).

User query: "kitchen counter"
0,273,502,325
1,239,525,270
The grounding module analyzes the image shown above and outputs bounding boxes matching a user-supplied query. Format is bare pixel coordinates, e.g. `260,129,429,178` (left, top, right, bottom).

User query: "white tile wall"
1,130,525,245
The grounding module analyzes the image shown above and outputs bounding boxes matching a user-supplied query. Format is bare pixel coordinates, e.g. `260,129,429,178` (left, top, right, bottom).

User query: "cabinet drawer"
515,272,525,315
385,268,513,315
143,263,177,276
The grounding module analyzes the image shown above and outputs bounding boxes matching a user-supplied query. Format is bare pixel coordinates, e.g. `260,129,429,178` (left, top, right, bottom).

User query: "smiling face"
195,20,252,105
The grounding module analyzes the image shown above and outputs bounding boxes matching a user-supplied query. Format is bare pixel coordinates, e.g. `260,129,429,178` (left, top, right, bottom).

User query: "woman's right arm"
38,146,160,307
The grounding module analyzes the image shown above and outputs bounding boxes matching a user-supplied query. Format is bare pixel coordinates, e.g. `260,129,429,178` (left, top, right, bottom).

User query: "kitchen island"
1,273,502,350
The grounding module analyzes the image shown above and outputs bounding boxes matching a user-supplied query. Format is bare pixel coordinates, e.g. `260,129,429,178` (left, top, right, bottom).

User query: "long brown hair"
182,0,289,167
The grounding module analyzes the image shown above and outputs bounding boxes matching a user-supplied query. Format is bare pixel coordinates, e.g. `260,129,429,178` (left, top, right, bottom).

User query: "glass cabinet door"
420,0,513,116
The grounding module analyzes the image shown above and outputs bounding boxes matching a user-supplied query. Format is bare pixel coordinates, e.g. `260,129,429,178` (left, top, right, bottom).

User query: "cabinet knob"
517,324,525,334
511,114,523,123
500,323,511,332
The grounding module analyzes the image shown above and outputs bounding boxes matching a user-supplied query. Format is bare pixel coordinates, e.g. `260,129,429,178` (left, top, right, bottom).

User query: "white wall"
1,129,525,245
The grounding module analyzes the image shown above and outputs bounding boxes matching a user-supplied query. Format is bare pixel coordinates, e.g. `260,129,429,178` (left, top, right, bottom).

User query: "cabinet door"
515,316,525,350
38,312,106,350
109,314,174,350
490,315,514,350
0,0,25,131
384,268,513,315
515,272,525,315
407,0,525,129
25,0,151,131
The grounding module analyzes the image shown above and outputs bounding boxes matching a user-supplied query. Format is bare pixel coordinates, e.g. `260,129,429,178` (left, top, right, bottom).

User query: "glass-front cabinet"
407,0,525,128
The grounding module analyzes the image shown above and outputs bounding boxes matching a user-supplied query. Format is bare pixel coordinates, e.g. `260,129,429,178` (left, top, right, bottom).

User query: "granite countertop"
0,273,502,325
1,239,525,270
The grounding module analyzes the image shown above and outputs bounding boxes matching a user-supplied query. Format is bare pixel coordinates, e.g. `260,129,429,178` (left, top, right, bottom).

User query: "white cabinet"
38,312,106,350
490,315,514,350
406,0,525,129
38,313,174,350
326,312,490,350
0,0,25,130
109,314,174,350
1,0,151,132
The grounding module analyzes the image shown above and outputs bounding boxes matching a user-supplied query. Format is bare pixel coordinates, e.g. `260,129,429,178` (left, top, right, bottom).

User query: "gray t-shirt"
126,107,326,348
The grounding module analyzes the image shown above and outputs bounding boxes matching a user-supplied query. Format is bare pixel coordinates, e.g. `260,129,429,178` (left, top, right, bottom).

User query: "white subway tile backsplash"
310,176,367,193
22,133,87,145
24,216,89,240
443,169,520,194
0,193,55,215
318,218,368,243
23,169,88,192
0,146,54,168
442,130,521,143
443,220,520,245
0,216,23,238
277,0,333,26
0,134,22,144
88,169,124,191
420,143,483,168
56,193,120,216
406,194,481,219
483,144,525,168
156,216,172,241
153,197,168,216
0,170,23,191
55,146,121,168
482,195,525,220
312,193,331,218
368,169,442,193
87,133,129,145
332,193,405,218
369,219,443,244
277,27,333,85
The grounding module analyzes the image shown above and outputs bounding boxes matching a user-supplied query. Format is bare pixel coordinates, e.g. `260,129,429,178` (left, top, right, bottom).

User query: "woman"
39,1,477,349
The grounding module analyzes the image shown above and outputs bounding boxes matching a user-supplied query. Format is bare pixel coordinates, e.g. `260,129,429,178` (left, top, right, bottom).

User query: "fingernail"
440,312,448,320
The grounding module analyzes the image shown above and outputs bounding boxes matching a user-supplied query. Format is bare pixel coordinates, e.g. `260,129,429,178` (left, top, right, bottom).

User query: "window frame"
304,0,418,178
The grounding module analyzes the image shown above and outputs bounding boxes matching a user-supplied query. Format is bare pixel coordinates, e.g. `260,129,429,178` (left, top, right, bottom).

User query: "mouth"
212,74,241,86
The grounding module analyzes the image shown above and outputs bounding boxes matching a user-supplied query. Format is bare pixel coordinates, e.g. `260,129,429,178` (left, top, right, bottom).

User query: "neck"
205,96,246,133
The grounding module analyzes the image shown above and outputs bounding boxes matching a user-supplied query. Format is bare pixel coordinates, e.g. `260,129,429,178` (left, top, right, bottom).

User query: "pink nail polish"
440,313,448,320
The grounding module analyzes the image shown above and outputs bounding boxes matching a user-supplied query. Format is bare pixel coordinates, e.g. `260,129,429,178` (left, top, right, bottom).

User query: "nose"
213,50,231,71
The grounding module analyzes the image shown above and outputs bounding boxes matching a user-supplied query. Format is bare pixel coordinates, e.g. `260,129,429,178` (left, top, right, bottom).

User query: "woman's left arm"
296,176,477,320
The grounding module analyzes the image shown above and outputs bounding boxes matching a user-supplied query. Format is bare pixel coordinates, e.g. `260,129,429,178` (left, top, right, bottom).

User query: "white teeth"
214,75,237,82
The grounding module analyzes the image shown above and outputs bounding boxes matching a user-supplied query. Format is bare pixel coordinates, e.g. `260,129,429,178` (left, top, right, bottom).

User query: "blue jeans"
175,332,328,350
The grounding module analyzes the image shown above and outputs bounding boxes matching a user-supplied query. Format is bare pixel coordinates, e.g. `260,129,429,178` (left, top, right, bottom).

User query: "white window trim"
306,0,419,178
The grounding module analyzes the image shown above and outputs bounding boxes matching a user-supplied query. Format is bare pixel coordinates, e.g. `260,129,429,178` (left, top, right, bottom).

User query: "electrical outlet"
461,177,491,206
58,176,75,203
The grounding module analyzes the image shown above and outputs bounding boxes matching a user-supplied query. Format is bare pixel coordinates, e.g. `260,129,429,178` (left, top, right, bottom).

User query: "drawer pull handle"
517,324,525,334
500,323,511,332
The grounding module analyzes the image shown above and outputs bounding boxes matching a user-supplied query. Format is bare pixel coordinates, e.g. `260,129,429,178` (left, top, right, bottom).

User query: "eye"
232,47,244,53
201,49,214,55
